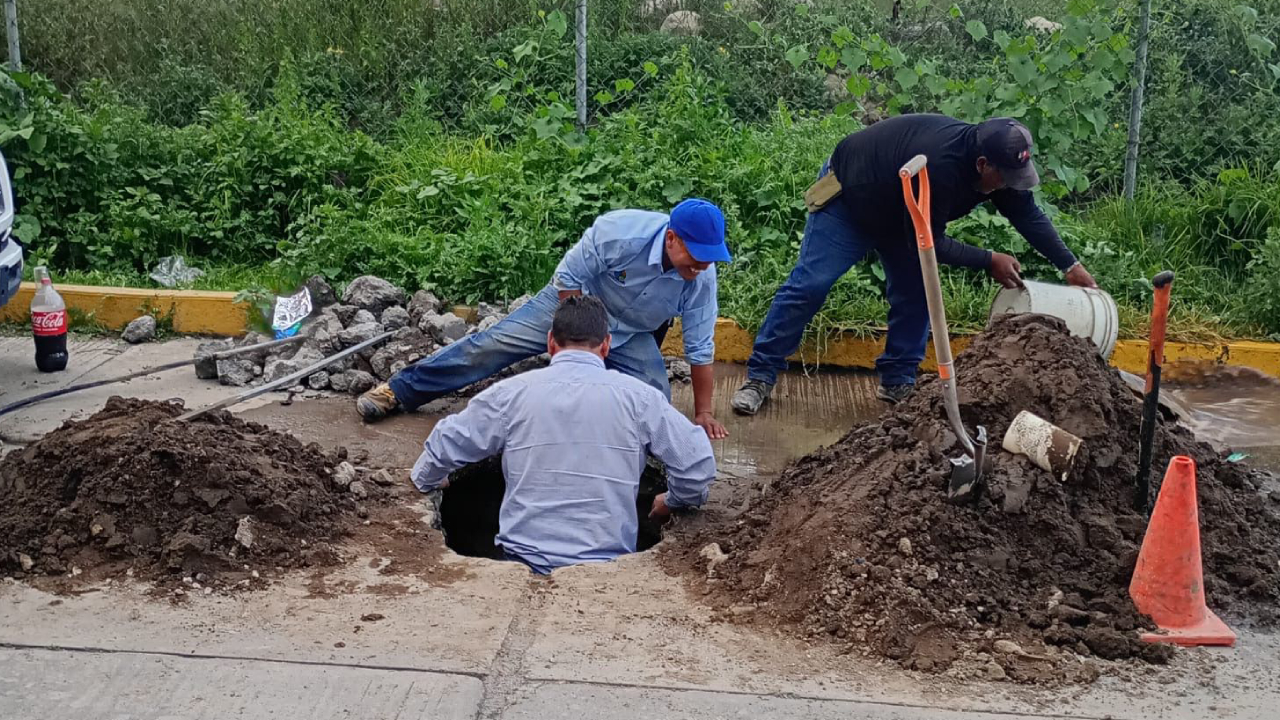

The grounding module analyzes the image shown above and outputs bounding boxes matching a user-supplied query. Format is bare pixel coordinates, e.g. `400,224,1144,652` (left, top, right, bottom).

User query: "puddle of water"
1164,365,1280,474
670,363,883,479
240,364,884,480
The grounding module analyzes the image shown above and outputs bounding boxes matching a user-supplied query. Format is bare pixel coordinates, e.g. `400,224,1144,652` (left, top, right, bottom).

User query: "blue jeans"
389,285,671,411
746,172,930,387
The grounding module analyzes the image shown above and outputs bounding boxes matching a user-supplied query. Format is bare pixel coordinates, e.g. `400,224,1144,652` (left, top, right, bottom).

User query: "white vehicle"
0,150,19,308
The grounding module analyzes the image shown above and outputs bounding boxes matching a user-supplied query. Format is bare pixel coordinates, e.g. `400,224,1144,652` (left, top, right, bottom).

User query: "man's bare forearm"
691,363,714,417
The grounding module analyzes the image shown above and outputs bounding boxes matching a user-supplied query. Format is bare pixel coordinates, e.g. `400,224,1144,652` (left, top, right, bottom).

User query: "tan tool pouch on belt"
804,170,843,213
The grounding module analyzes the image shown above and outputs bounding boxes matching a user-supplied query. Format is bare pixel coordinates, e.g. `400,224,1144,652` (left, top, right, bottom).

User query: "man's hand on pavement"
1064,263,1098,289
989,252,1024,289
649,492,672,522
694,411,728,440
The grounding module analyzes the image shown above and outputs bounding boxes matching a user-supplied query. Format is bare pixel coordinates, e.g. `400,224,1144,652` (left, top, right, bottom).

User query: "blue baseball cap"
669,198,730,263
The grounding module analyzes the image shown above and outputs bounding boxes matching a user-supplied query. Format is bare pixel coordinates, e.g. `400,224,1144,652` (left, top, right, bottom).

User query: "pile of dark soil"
0,397,370,587
669,315,1280,682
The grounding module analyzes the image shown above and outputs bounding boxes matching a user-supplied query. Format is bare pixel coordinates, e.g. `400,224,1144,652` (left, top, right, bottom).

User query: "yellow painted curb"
4,283,1279,378
1,282,249,336
660,318,1280,379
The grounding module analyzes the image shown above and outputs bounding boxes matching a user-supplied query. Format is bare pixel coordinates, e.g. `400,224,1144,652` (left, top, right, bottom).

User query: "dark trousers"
745,167,930,387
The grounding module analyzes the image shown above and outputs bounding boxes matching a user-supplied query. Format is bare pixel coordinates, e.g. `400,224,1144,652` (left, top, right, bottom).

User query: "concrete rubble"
341,275,405,315
303,274,338,307
121,315,158,344
190,276,527,394
190,276,699,395
666,357,692,384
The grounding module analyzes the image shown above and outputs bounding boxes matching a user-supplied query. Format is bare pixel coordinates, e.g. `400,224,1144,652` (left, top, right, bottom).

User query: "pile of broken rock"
195,274,695,394
194,275,529,394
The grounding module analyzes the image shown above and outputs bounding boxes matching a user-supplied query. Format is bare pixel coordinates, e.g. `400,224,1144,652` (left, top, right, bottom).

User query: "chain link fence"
1128,0,1280,189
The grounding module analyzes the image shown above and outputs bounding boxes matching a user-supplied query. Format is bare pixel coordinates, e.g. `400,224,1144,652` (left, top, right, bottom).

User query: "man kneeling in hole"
409,295,717,574
358,198,731,441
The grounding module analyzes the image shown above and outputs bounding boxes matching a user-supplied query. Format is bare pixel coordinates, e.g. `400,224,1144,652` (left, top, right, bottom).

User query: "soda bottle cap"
34,266,50,285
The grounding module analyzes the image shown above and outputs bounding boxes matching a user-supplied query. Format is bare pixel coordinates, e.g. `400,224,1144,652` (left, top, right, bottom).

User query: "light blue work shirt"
411,350,717,573
552,210,719,365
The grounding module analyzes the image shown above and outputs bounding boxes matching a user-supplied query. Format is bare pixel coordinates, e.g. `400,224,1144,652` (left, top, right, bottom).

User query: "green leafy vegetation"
2,0,1280,341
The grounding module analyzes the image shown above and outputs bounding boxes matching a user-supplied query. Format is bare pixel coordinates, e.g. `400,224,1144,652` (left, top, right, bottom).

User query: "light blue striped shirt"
411,350,717,573
552,209,719,365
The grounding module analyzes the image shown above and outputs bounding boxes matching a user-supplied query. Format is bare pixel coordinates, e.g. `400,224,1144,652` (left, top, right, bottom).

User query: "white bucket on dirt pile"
989,280,1119,359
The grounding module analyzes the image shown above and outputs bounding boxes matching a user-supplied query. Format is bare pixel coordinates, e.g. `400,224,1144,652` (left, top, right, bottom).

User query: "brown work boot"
356,383,401,422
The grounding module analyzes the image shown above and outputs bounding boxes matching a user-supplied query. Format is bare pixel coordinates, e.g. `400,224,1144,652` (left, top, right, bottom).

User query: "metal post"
575,0,588,129
1122,0,1152,201
4,0,20,72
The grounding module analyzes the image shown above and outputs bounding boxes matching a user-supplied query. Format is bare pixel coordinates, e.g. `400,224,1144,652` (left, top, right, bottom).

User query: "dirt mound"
0,397,371,588
669,315,1280,682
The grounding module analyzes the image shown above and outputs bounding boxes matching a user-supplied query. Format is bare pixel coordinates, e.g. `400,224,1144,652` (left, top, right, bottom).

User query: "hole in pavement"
438,455,668,560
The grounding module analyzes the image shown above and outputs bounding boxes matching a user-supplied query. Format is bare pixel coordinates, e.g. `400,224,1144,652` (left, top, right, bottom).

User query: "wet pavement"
242,361,1280,482
241,363,887,480
4,329,1272,481
7,343,1280,719
670,363,883,477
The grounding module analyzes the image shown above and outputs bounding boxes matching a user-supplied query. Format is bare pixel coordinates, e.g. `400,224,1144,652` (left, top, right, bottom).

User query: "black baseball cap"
977,118,1040,191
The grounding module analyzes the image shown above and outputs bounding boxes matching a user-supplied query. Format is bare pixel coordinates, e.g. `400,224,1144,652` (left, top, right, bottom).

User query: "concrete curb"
660,318,1280,379
1,281,248,336
3,283,1278,378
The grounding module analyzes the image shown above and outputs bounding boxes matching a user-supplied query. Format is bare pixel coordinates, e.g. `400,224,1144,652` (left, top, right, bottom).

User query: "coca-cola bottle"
30,266,69,373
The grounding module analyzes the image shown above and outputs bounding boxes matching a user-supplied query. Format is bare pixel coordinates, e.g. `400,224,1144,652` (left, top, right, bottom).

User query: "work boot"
876,383,915,405
357,383,401,422
731,379,774,415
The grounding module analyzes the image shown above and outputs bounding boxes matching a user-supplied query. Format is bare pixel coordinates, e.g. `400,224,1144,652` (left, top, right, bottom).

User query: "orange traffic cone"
1129,456,1236,646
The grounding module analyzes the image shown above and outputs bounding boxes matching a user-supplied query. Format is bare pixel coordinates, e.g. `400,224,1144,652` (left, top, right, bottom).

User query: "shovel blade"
946,426,988,504
946,457,979,503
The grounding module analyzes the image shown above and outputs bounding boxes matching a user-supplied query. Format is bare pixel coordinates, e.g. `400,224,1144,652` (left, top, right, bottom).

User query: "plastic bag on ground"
271,287,313,339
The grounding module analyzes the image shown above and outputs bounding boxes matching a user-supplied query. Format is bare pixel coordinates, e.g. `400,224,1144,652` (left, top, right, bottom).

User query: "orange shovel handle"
1135,270,1175,513
1144,271,1175,393
899,155,932,250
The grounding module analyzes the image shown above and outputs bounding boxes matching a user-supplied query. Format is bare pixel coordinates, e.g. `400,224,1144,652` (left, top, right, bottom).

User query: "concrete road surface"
2,336,1277,719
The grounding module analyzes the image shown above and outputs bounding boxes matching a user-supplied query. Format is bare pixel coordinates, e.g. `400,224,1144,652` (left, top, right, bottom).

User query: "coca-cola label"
32,310,67,336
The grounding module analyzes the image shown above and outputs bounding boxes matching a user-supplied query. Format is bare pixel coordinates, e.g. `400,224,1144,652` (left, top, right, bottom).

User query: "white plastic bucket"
989,280,1120,359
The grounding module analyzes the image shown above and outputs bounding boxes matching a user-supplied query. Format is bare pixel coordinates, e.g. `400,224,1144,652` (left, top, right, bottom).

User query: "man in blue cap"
730,114,1099,416
357,198,732,440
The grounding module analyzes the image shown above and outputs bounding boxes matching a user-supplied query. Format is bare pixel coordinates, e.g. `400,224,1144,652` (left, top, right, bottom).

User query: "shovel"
899,155,988,503
1134,270,1175,514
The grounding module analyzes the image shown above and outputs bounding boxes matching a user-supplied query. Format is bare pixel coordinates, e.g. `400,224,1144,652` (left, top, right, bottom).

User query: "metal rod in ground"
4,0,20,72
1134,270,1174,513
1122,0,1153,201
175,330,395,422
574,0,588,129
0,335,307,418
